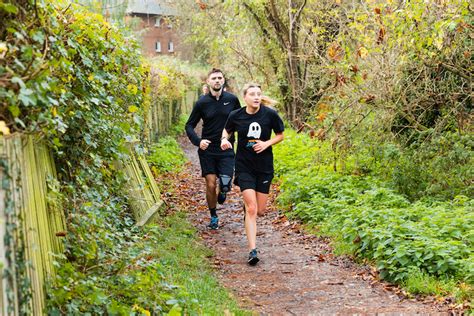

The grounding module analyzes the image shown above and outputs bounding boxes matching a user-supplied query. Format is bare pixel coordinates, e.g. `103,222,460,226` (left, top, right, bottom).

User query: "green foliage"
148,56,203,102
402,267,472,302
1,0,145,151
2,1,212,313
334,129,473,201
48,212,249,314
1,0,150,312
143,56,203,142
390,131,473,200
0,0,202,312
302,0,473,201
326,197,473,283
273,129,333,177
274,130,473,297
168,114,188,138
147,136,186,174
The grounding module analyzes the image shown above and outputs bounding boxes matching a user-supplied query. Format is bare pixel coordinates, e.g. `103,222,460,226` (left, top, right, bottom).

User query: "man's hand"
253,140,270,153
221,138,232,150
200,139,211,150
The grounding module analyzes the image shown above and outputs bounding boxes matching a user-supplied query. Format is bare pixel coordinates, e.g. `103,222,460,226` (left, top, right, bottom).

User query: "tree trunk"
265,0,307,125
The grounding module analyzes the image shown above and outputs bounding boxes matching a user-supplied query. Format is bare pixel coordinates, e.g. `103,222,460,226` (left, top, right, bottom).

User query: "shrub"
274,130,473,287
148,136,186,174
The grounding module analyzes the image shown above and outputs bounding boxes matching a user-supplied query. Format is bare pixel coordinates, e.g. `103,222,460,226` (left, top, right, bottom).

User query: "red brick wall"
129,14,180,57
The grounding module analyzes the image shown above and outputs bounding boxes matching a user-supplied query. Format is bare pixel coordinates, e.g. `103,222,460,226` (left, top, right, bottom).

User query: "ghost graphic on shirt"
247,122,262,139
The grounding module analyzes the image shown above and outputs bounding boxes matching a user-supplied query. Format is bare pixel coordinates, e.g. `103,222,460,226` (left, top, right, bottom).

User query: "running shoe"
208,216,219,230
248,248,259,266
217,191,227,204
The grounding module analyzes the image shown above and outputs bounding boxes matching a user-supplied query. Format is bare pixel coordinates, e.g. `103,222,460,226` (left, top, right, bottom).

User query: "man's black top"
185,91,241,153
224,106,285,174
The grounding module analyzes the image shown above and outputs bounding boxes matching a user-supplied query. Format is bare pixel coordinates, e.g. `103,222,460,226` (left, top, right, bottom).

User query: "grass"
145,129,250,314
149,212,251,315
402,268,473,305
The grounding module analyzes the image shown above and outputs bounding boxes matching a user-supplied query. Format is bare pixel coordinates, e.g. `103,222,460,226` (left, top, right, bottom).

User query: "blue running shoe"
208,216,219,230
248,248,259,266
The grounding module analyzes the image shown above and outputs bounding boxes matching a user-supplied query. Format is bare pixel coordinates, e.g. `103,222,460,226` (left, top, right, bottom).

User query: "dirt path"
175,135,450,315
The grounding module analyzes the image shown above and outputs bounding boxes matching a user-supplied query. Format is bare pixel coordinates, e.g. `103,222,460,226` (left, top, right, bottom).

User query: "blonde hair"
242,83,278,107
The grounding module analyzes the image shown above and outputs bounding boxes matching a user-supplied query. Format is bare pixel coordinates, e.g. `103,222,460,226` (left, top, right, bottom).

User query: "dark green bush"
391,131,473,201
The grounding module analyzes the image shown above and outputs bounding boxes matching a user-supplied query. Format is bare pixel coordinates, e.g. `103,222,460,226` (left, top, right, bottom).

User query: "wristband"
221,137,227,141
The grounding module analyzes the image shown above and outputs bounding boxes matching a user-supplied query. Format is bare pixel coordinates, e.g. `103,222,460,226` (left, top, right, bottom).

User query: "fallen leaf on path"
272,214,288,224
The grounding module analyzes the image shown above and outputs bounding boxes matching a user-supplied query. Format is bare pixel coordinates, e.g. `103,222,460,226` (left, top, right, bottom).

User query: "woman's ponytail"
260,95,278,107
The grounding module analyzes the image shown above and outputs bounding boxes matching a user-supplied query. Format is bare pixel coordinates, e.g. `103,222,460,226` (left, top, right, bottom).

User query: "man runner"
185,68,241,229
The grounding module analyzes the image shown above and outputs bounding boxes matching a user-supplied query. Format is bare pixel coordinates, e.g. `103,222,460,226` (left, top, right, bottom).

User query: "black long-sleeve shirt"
185,91,241,153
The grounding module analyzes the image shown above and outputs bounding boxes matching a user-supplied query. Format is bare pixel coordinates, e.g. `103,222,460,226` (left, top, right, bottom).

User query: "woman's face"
244,87,262,109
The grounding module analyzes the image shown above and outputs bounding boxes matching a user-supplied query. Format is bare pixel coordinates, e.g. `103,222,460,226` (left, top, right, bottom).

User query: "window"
155,17,161,27
168,41,174,53
155,41,161,53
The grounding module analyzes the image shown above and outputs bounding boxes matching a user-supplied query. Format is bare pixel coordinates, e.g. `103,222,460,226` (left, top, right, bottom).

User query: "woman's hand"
221,138,232,150
253,140,270,153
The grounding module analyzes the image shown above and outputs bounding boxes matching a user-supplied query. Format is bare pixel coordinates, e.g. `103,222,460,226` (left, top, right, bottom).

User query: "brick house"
126,0,179,56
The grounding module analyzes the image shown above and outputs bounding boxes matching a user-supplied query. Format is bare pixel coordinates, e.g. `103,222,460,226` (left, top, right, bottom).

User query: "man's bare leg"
205,174,219,229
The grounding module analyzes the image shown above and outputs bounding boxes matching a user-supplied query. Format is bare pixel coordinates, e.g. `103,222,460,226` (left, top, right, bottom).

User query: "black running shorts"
234,172,273,194
198,149,234,177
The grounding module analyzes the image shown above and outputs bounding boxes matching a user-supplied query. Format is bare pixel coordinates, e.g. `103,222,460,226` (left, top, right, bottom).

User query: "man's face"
207,72,225,92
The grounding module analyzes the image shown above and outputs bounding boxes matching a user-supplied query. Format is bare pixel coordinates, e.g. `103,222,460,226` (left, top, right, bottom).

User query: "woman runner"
220,83,284,265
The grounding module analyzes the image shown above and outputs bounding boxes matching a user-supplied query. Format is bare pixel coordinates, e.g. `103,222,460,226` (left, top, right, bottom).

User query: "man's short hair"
207,68,225,78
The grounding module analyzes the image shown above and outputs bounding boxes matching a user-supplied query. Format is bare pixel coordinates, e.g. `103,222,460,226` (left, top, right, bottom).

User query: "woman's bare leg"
256,192,269,216
242,189,258,250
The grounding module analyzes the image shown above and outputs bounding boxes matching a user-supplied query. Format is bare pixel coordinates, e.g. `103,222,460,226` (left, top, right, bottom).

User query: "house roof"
126,0,177,16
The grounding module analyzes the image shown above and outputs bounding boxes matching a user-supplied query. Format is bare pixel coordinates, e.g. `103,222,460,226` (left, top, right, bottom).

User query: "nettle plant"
274,130,473,288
